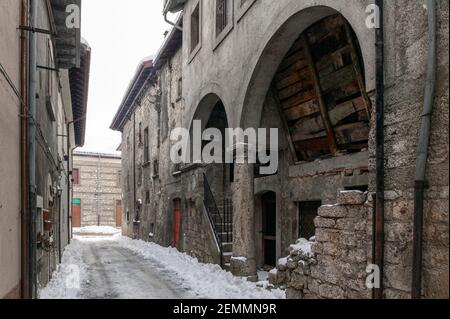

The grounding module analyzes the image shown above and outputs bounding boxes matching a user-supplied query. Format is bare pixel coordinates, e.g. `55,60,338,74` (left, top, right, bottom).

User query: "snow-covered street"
39,227,285,299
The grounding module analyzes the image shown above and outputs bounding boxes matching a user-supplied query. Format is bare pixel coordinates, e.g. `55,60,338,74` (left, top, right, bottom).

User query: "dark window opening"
177,77,182,100
144,127,149,163
344,185,368,192
298,201,322,240
72,168,80,185
145,191,150,204
153,160,159,177
216,0,228,36
190,3,200,52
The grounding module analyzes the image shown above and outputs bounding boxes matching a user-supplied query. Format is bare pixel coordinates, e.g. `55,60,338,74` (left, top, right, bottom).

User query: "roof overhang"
163,0,187,14
50,0,82,69
69,41,91,147
110,59,154,132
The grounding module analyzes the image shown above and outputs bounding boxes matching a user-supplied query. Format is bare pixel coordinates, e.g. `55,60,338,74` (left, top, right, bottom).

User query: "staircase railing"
203,173,225,267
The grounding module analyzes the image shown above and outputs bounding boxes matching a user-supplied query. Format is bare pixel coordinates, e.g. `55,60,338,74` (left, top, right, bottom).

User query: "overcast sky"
78,0,175,154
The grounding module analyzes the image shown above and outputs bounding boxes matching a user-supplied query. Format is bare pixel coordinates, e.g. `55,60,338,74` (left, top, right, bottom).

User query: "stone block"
319,284,344,299
315,229,340,243
314,216,336,228
286,288,303,299
337,191,367,205
288,272,308,290
318,205,347,218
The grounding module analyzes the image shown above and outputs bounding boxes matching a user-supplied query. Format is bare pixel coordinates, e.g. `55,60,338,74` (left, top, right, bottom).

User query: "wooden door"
72,204,81,228
172,199,181,249
115,200,123,227
262,192,277,267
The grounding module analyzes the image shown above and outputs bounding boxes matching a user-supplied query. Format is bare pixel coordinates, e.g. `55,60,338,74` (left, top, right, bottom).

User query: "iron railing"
203,173,233,267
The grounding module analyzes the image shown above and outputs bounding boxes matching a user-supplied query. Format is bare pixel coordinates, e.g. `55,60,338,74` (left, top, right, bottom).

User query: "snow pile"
117,236,285,299
39,238,87,299
288,238,313,258
73,226,121,235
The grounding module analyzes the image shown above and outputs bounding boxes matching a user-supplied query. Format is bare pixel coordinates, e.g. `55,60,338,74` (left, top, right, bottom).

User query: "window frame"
213,0,234,50
188,0,202,63
144,127,150,164
72,168,80,185
236,0,257,23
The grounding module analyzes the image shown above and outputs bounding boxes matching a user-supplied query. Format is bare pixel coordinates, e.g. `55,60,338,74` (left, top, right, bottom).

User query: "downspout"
67,123,71,245
373,0,385,300
28,0,38,299
20,0,30,300
164,12,183,32
412,0,437,300
133,113,137,237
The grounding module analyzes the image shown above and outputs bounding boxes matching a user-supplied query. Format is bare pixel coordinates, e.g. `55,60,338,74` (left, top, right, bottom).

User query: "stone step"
222,242,233,253
223,263,231,272
223,252,233,265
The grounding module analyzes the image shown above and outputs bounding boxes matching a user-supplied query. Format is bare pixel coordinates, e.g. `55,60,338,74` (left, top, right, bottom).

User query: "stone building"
72,152,123,228
0,0,90,299
112,0,448,299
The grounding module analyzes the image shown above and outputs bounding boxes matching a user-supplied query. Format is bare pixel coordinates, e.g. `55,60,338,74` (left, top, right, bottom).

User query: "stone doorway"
256,191,277,268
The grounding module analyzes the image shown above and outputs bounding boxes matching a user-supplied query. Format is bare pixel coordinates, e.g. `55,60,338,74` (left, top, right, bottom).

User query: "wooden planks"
271,14,370,162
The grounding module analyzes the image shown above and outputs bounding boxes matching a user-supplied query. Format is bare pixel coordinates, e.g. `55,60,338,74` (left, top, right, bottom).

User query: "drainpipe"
373,0,385,300
28,0,38,299
412,0,437,300
20,0,30,300
67,123,71,245
164,12,183,32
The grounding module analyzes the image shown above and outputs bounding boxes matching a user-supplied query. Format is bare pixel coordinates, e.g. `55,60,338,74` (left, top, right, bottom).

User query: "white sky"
78,0,175,154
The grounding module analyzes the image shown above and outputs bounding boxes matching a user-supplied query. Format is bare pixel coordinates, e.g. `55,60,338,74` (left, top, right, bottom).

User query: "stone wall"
270,191,373,299
73,153,122,227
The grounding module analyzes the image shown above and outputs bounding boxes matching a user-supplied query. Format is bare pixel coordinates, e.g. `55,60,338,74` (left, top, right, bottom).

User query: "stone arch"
239,4,374,130
184,83,232,130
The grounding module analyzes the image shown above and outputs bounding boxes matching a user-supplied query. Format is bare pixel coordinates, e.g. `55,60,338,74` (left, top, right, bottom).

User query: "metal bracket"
37,65,59,72
18,26,56,36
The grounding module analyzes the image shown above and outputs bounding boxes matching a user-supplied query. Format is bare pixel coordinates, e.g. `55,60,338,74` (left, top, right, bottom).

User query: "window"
177,77,182,100
160,70,169,140
138,122,143,146
216,0,228,35
298,201,322,240
117,170,122,187
144,128,149,163
46,40,53,96
190,2,200,53
145,191,150,204
72,168,80,185
153,160,159,177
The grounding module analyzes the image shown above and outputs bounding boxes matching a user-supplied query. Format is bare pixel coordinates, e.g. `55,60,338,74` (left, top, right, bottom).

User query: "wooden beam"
271,86,299,163
302,34,339,155
284,100,320,122
342,17,372,120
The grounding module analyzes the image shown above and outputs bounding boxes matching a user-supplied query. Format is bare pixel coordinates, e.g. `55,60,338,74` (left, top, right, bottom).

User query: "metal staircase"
203,173,233,270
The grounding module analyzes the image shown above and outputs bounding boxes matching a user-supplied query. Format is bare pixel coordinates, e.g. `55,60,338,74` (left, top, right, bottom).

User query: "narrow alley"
39,227,285,300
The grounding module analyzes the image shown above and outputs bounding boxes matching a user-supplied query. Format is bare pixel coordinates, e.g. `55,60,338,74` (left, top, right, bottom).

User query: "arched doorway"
190,94,234,267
